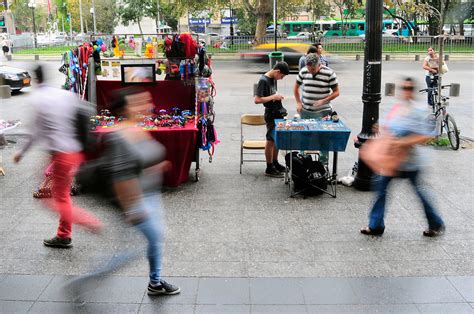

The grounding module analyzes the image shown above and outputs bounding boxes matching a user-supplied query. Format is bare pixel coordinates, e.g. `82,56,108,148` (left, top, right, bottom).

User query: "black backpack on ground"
285,152,328,196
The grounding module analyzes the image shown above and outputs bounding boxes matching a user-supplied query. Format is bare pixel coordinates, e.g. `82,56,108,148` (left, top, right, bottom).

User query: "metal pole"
273,0,277,51
79,0,84,34
437,0,445,105
32,7,37,48
353,0,383,191
92,0,97,34
230,3,234,45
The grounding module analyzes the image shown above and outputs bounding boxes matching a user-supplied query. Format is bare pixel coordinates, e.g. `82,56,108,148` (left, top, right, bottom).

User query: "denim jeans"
425,75,438,107
368,171,444,230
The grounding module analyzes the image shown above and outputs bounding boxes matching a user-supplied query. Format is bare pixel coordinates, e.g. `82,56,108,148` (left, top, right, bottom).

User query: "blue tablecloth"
274,119,351,152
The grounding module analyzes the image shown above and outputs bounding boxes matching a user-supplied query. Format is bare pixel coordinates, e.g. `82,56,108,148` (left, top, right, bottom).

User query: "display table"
274,119,351,197
93,79,199,187
94,122,198,187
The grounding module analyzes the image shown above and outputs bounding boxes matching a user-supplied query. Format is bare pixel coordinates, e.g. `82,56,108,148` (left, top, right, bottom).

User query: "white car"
287,32,311,40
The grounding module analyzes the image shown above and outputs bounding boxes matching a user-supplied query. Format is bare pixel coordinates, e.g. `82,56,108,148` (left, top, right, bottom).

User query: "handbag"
440,61,449,74
360,134,409,177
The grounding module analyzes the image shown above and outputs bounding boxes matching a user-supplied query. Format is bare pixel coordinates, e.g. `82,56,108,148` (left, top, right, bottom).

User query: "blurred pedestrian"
13,65,102,248
294,53,339,164
314,43,329,67
360,77,445,237
422,47,439,107
298,45,317,71
254,61,290,177
71,87,180,296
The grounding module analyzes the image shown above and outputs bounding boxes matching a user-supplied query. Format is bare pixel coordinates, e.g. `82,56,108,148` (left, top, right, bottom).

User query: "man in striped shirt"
294,53,340,164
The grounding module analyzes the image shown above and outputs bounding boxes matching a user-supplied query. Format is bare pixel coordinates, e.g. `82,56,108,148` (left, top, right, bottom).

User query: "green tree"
333,0,362,35
10,0,49,32
117,0,154,35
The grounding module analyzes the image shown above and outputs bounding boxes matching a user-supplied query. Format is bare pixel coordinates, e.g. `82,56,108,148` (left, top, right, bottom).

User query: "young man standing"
294,53,339,164
254,61,290,177
315,43,329,67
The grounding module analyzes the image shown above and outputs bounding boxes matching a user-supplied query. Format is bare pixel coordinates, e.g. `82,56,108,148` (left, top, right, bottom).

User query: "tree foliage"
10,0,49,32
333,0,362,35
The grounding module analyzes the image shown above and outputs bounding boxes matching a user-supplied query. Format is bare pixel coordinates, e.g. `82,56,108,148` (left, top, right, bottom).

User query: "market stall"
59,33,216,187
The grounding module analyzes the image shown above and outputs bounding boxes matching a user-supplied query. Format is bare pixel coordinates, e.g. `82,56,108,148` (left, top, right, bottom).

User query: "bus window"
283,24,290,33
350,23,356,30
302,24,312,32
358,23,365,31
332,23,341,30
293,24,302,32
322,24,331,31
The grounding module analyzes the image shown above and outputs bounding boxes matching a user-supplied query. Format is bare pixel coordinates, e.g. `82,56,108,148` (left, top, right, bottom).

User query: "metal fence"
9,34,474,55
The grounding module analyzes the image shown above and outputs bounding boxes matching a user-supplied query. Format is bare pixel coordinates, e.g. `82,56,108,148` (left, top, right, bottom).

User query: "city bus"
281,20,336,37
323,19,414,36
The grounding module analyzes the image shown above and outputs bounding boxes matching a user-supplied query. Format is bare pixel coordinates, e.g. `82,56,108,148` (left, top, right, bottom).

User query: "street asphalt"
0,59,473,313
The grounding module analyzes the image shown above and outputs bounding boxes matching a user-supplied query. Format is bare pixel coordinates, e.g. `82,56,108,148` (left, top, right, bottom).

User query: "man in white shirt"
422,47,439,106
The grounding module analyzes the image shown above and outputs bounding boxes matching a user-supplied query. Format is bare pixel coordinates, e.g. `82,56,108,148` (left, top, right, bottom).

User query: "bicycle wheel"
444,114,460,150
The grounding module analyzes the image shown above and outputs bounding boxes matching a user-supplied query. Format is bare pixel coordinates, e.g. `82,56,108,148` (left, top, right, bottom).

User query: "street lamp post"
28,0,37,49
90,7,96,34
353,0,383,191
91,0,97,34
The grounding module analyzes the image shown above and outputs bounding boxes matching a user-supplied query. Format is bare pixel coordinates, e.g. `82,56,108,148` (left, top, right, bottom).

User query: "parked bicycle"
419,84,460,150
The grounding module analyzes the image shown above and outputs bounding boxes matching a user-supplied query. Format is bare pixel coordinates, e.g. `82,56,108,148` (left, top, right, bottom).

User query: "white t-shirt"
424,55,439,76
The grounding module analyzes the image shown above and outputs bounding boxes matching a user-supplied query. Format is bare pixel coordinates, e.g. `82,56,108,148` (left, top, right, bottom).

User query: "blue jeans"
72,193,164,285
368,171,444,230
425,75,438,107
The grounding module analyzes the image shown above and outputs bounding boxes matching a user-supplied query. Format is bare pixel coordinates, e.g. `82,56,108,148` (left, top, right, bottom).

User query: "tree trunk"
254,0,272,45
459,18,464,36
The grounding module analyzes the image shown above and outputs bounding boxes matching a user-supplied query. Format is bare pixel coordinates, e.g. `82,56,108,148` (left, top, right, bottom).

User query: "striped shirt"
296,66,338,111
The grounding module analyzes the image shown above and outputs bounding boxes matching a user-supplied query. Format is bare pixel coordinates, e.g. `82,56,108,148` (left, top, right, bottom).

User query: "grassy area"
12,42,473,55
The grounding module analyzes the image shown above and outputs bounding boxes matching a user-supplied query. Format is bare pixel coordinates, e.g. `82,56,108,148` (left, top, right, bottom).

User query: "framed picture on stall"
121,64,156,84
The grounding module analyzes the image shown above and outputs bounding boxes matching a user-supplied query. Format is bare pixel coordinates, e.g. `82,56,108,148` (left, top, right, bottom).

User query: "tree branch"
383,6,415,31
241,0,256,17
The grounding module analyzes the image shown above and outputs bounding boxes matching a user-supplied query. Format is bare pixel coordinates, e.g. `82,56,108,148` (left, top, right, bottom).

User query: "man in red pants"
14,65,102,248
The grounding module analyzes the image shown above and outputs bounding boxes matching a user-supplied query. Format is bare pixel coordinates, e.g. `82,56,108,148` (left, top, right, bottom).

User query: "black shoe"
360,227,384,236
265,166,284,178
147,280,181,295
423,225,445,237
273,161,286,173
43,236,72,248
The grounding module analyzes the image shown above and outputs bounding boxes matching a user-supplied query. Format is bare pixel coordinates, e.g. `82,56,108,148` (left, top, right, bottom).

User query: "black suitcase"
285,152,327,196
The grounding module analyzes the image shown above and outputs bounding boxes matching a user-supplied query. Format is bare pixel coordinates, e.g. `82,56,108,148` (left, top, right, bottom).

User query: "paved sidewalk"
1,60,473,313
0,275,473,313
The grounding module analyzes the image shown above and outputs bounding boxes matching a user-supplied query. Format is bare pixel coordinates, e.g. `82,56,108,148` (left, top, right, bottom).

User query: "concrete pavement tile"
249,278,304,305
162,261,248,278
252,304,307,313
371,241,451,261
0,300,33,313
142,277,198,304
28,301,89,313
384,259,468,277
441,241,474,259
320,260,392,277
139,303,194,313
247,240,314,263
348,277,415,304
447,276,474,302
300,278,358,305
196,277,250,305
416,303,474,313
166,241,249,263
60,276,147,304
248,261,330,278
0,275,53,301
306,304,420,313
394,276,465,303
38,275,75,301
195,304,251,313
310,241,380,262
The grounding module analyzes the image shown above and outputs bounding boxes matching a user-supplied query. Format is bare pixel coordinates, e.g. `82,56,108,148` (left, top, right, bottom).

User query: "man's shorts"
264,109,277,142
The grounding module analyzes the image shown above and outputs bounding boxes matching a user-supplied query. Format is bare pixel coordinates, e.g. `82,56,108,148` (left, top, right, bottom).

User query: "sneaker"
273,161,286,173
423,225,445,237
147,280,181,295
265,166,284,178
43,236,72,248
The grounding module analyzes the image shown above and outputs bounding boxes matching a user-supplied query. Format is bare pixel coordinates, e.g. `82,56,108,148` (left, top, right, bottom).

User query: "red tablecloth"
95,123,198,187
94,80,198,187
